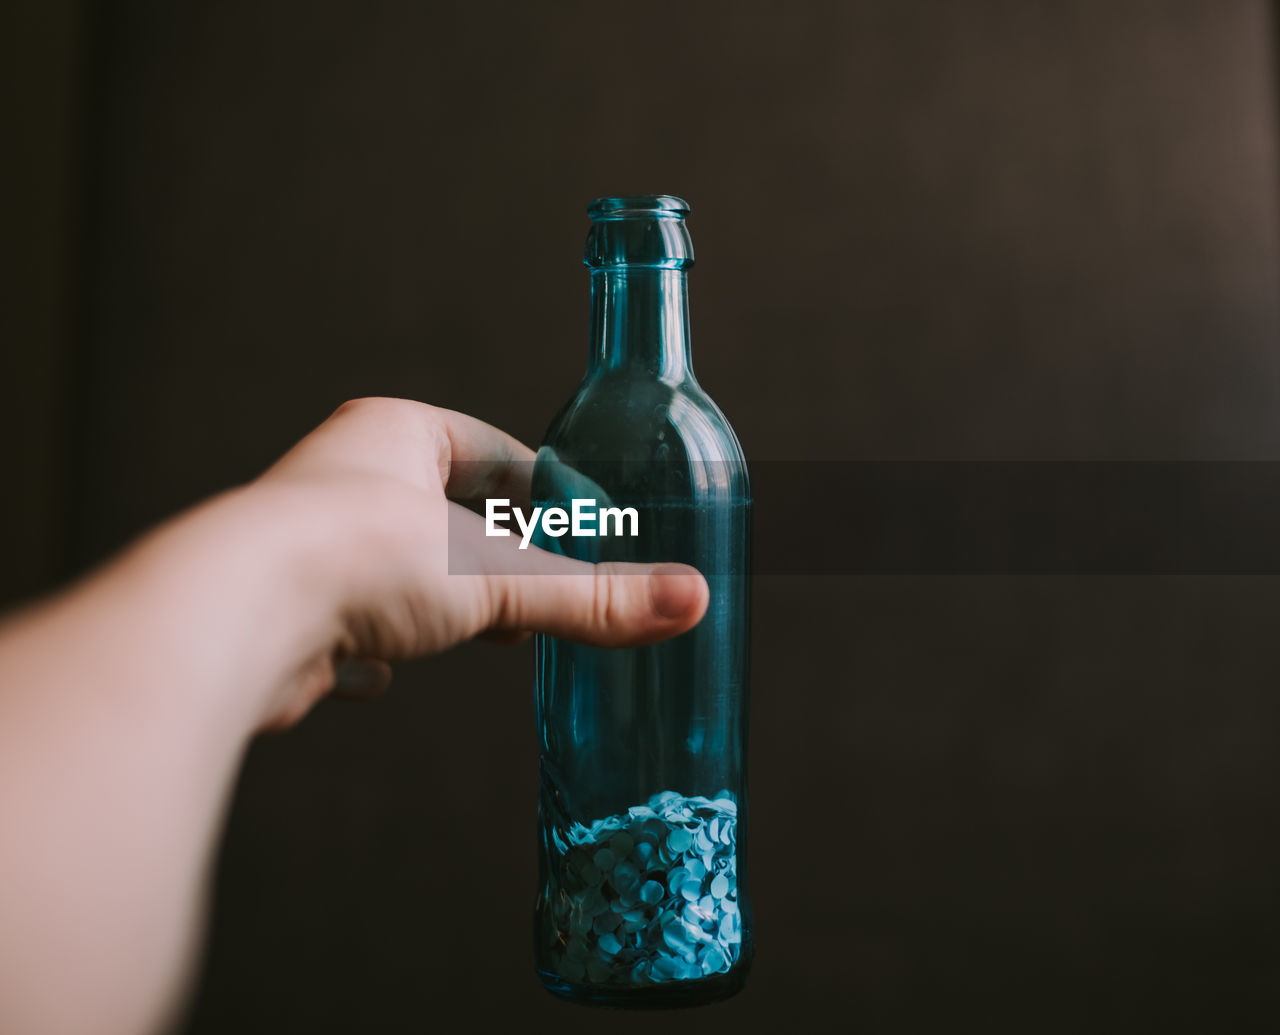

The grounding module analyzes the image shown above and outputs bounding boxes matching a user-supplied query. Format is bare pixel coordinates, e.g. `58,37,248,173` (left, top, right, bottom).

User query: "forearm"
0,487,332,1035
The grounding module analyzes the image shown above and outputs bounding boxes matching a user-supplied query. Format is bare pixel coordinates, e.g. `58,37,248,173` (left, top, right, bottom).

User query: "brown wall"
1,0,82,604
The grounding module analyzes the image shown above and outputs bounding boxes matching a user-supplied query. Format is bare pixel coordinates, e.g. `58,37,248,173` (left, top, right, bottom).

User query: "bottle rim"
588,195,690,220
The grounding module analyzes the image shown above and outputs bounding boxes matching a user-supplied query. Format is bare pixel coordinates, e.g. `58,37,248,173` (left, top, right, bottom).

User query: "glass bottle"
532,195,753,1007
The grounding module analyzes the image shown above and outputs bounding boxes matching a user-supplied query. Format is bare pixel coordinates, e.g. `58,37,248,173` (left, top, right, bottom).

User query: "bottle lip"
588,195,690,220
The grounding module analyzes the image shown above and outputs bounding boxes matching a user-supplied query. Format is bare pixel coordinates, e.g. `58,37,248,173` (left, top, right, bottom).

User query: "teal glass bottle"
532,196,753,1007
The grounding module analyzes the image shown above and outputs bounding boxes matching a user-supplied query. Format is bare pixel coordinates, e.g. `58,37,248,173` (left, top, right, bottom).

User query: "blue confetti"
639,818,667,844
611,861,639,893
682,902,708,928
650,955,679,981
662,922,690,955
543,790,741,988
594,911,622,935
639,880,665,905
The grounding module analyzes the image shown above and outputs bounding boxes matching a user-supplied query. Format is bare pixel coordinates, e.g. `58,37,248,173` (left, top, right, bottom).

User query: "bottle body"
533,198,752,1007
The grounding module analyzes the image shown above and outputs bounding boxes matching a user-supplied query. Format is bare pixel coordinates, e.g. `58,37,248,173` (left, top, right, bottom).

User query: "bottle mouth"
584,195,694,269
588,195,690,221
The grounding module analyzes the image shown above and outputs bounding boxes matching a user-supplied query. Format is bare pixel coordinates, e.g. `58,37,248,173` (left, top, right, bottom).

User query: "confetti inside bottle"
532,196,753,1007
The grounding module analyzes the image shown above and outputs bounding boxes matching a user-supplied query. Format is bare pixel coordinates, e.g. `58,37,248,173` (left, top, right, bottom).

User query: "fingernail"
649,564,702,620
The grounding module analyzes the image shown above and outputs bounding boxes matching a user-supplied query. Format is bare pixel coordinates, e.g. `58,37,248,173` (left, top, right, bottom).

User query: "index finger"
429,404,537,503
265,397,536,503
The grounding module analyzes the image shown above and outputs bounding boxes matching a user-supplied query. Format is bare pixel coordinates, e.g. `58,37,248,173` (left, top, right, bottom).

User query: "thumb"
484,562,709,647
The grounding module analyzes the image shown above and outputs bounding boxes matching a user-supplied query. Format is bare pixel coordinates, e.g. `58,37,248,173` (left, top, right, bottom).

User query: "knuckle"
332,396,437,429
591,567,618,629
487,576,520,630
331,397,451,485
331,396,389,419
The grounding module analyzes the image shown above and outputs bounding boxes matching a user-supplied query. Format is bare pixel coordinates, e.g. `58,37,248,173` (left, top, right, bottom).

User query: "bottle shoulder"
537,373,750,501
543,373,746,464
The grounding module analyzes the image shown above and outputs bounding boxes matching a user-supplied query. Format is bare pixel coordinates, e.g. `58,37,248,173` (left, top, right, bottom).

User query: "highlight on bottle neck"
585,195,694,270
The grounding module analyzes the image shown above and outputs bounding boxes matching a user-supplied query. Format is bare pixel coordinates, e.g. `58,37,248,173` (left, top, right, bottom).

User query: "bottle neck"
588,268,693,382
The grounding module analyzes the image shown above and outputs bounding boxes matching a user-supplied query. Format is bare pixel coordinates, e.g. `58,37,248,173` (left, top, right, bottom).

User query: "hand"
0,397,710,1035
242,397,710,729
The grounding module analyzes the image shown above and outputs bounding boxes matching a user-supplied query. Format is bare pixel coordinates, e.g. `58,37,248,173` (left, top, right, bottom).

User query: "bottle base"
536,965,749,1009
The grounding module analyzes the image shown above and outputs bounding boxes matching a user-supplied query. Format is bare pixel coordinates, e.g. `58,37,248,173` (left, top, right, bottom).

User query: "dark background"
7,1,1280,1030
